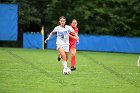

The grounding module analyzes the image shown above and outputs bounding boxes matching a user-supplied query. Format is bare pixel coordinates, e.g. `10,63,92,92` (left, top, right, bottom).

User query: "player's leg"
58,47,67,69
58,52,61,61
65,52,68,61
70,48,76,71
63,45,69,62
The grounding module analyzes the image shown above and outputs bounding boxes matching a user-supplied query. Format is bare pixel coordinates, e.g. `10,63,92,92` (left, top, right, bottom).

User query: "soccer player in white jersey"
45,16,78,74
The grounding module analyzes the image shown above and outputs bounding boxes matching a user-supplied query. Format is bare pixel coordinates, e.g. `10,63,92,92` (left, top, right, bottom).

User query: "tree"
1,0,140,36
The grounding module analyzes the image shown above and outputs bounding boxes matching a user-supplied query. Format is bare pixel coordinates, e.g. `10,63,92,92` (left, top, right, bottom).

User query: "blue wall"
23,33,42,49
47,34,140,53
47,34,56,49
76,35,140,53
23,33,140,53
0,4,18,41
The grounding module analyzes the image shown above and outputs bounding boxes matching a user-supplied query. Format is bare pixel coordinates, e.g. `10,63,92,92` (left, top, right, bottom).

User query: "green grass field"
0,47,140,93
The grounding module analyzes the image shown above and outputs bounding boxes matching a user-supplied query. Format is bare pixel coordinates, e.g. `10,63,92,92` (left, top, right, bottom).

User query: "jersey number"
61,34,64,38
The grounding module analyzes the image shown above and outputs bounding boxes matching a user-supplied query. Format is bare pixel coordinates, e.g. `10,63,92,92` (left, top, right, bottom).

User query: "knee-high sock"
71,56,76,67
62,61,67,68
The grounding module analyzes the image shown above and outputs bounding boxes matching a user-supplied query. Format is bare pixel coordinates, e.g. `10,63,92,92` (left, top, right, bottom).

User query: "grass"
0,47,140,93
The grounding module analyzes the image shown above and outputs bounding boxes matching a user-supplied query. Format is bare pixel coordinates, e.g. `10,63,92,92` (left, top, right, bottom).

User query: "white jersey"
53,25,74,46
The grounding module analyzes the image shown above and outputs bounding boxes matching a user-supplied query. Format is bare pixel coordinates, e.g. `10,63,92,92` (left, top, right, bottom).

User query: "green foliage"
1,0,140,36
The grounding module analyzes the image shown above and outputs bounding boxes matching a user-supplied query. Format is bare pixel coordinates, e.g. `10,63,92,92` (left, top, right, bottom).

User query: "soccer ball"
63,68,71,75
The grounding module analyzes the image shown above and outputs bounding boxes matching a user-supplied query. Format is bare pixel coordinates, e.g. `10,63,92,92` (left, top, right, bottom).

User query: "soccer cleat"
58,56,61,61
71,66,76,71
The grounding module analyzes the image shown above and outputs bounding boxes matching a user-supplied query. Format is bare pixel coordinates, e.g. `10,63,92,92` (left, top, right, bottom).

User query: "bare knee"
62,55,66,61
58,48,66,61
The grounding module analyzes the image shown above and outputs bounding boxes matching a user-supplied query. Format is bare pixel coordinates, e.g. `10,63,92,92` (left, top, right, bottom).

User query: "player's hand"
44,38,49,43
75,35,79,40
77,36,80,44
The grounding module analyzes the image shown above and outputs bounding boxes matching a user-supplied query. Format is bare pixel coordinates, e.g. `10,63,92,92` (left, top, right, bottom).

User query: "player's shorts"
57,44,69,52
69,43,76,49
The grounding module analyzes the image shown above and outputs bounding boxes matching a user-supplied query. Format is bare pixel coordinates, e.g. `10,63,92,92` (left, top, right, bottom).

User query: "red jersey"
69,25,78,49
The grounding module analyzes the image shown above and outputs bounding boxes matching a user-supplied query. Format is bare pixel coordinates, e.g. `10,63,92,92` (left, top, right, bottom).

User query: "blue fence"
46,34,140,53
76,35,140,53
47,34,56,49
23,33,42,49
23,33,140,53
0,4,18,41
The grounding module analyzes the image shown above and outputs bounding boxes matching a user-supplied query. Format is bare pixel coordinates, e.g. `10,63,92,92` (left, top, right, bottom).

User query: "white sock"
62,61,67,68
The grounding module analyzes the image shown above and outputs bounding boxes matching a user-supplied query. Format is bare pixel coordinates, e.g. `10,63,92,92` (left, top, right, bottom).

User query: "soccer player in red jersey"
69,19,79,71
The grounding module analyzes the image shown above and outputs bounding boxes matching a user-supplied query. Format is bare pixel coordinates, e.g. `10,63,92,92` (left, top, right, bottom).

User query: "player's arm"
70,29,79,40
70,30,79,43
45,31,55,43
69,26,79,43
69,33,78,40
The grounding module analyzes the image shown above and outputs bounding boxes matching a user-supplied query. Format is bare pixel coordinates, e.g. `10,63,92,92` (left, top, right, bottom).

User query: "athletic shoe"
71,66,76,71
58,56,61,61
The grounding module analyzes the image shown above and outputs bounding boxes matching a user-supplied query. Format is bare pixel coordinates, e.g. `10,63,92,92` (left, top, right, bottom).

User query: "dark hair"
59,16,66,21
58,16,66,28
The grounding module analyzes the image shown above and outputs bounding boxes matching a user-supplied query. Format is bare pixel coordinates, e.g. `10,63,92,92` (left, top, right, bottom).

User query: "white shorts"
57,44,69,52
